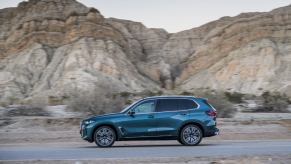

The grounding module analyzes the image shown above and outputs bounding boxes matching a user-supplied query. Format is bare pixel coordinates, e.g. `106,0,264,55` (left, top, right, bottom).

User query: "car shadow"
78,143,218,148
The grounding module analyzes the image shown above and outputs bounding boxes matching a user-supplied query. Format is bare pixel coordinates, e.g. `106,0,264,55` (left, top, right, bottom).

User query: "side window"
133,100,155,114
179,99,198,110
156,99,179,112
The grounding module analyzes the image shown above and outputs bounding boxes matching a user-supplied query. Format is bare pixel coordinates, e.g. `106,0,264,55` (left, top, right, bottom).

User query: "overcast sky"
1,0,290,32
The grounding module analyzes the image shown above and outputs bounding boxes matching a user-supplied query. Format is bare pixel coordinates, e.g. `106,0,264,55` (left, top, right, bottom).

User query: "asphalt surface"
1,140,291,161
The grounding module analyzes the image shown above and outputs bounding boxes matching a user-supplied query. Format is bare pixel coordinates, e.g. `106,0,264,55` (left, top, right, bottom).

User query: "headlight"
84,120,95,125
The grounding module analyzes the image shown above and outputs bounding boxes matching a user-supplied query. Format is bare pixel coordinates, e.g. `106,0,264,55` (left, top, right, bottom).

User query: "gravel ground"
1,106,291,163
1,155,291,164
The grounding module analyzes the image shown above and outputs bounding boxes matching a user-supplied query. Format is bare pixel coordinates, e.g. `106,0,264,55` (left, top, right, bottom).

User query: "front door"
119,100,157,138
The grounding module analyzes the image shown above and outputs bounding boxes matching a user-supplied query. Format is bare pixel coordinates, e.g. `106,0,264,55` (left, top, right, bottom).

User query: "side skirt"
118,136,178,141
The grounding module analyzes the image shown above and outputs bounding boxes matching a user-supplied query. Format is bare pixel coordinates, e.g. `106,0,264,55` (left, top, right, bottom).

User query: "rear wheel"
177,138,183,144
179,124,202,146
94,126,116,147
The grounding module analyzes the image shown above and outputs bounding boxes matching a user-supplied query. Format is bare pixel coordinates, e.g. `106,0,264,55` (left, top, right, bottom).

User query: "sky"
1,0,291,33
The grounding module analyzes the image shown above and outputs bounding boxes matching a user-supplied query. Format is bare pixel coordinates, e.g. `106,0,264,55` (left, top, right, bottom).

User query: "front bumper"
80,123,94,143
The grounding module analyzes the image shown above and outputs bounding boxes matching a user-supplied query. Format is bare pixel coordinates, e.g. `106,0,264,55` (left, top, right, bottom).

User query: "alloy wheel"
95,126,116,147
180,125,202,146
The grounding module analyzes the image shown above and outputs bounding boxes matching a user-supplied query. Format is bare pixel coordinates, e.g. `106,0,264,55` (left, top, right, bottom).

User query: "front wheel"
94,126,116,147
179,124,202,146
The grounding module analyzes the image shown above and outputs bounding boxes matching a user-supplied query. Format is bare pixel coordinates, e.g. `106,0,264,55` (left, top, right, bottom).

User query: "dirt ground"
1,106,291,163
1,116,291,144
1,155,291,164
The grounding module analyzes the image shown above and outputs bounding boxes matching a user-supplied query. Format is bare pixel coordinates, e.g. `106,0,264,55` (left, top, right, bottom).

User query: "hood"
84,112,122,121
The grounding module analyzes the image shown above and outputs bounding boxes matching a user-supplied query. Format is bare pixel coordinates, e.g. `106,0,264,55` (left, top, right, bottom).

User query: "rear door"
154,98,198,136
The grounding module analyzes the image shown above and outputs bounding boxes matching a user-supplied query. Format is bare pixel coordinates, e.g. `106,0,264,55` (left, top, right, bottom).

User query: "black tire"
94,126,116,147
179,124,202,146
177,138,183,145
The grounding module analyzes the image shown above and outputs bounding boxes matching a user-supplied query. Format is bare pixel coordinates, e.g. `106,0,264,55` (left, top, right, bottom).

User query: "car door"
118,99,157,138
154,98,196,136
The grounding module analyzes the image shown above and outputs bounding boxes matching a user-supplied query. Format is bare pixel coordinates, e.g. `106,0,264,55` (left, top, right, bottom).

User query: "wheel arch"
178,121,205,137
92,123,119,141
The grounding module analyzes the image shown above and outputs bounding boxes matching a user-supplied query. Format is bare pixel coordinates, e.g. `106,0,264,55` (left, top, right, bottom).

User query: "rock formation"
0,0,291,104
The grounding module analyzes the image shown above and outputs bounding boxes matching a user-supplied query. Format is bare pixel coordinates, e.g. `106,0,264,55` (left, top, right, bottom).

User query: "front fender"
88,121,120,141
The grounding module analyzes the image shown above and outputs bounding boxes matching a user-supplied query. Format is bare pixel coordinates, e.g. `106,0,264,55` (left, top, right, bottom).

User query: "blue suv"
80,96,219,147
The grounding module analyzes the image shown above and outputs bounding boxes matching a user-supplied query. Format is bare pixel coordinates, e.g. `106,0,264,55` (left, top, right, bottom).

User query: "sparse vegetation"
7,96,20,105
120,91,131,97
224,92,244,103
67,87,167,115
68,89,125,115
180,89,237,118
179,91,192,96
202,92,237,118
252,91,291,113
4,106,50,117
66,82,149,114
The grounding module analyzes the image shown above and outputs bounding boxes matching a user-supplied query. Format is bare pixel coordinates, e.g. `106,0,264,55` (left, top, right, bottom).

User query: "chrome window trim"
124,97,200,115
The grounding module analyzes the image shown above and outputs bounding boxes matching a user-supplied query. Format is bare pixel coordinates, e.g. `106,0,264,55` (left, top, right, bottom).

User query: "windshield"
120,99,140,113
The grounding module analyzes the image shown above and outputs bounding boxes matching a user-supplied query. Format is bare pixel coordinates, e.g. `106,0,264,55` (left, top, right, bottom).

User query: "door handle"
180,113,187,116
148,115,154,118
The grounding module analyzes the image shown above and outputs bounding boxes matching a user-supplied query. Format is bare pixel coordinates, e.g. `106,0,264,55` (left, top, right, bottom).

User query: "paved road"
1,140,291,160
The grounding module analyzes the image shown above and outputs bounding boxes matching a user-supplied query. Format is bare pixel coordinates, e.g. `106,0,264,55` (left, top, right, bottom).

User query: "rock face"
0,0,291,104
177,6,291,97
0,0,159,103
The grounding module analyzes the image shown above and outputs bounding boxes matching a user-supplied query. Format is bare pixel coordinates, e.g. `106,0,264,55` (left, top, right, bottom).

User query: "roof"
143,95,196,99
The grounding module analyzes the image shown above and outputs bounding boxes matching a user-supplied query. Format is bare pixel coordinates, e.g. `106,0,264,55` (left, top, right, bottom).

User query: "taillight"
206,110,217,117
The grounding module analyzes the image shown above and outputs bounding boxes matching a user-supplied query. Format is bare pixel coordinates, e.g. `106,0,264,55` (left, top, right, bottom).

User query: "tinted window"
133,100,155,114
156,99,179,112
156,99,198,112
179,99,198,110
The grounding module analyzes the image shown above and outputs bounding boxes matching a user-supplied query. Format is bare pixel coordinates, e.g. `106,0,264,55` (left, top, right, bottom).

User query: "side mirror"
128,110,135,116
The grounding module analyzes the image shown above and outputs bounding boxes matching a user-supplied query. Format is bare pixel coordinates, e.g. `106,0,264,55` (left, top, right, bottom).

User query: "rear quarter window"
178,99,198,110
156,98,198,112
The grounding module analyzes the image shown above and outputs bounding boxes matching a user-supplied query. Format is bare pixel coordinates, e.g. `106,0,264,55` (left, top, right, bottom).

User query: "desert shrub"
29,95,48,110
253,91,291,113
224,92,244,103
0,101,8,107
204,92,237,118
5,106,50,117
68,90,125,115
179,89,237,118
67,82,132,115
120,91,131,97
7,96,20,105
156,90,164,95
179,91,193,96
139,90,156,97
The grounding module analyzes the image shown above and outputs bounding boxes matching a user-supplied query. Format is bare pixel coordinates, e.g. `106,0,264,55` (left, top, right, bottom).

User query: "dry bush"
4,106,50,117
224,92,244,103
252,91,291,113
68,91,125,115
182,89,237,118
67,83,132,115
202,92,237,118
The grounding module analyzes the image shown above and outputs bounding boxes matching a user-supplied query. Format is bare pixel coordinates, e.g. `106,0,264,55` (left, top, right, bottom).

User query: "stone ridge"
0,0,125,59
0,0,291,104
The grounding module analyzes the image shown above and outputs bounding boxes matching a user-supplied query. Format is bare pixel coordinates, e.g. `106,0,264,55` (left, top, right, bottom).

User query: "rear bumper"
204,126,219,137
